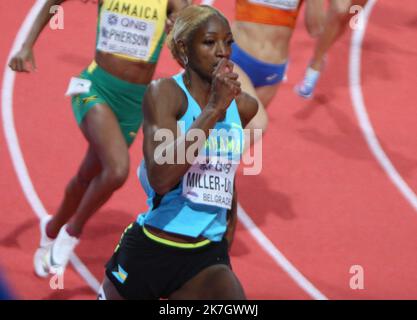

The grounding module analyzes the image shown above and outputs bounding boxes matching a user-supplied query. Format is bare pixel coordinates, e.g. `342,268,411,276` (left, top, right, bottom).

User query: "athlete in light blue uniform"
101,5,258,300
136,72,244,242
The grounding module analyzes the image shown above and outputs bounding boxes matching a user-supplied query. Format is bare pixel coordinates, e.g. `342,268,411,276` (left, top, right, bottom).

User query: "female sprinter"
99,5,258,299
231,0,325,137
8,0,190,277
295,0,368,98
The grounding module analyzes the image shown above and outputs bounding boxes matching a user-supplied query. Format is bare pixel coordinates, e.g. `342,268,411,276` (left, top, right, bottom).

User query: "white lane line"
3,0,325,300
349,0,417,211
201,0,327,300
237,205,327,300
208,0,326,299
1,0,100,294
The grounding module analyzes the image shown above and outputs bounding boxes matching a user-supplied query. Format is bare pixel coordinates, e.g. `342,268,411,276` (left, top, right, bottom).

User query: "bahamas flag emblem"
112,265,128,284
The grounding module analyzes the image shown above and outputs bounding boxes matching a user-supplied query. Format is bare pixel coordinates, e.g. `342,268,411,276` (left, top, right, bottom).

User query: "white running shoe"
33,215,54,278
46,225,80,276
295,67,321,99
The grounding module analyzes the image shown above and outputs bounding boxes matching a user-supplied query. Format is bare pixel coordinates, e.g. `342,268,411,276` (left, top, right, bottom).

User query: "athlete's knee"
65,174,92,195
102,163,129,189
74,171,97,188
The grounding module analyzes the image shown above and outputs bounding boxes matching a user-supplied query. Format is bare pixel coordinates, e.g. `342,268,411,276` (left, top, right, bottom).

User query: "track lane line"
1,0,100,294
349,0,417,211
204,0,327,300
237,205,327,300
3,0,327,299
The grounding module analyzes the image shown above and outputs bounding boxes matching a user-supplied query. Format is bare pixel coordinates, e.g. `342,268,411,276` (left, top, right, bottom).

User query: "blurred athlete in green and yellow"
9,0,191,278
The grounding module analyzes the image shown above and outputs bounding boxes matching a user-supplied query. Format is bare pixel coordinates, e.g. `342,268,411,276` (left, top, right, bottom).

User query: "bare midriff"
232,21,294,64
95,51,157,84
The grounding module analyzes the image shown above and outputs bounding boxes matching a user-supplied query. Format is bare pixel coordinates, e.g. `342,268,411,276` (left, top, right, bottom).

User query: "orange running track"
1,0,417,299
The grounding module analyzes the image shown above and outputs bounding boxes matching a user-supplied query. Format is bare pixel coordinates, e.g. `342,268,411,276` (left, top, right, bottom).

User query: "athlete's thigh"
168,264,246,300
76,146,102,183
80,103,129,168
98,275,124,300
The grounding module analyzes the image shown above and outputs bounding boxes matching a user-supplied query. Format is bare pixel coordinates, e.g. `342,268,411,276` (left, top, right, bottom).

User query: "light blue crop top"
136,73,244,241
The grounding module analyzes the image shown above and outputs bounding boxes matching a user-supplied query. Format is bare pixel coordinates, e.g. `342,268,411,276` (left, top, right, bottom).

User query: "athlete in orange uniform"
295,0,368,98
231,0,325,140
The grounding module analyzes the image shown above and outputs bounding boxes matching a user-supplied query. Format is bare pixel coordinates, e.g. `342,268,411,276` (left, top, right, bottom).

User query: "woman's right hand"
8,47,36,73
208,58,241,114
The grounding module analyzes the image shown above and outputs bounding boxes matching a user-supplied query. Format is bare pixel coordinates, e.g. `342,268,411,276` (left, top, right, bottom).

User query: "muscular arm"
144,59,240,195
168,0,192,13
223,93,257,249
225,181,238,250
236,92,259,129
142,79,225,195
9,0,67,72
22,0,66,49
166,0,192,33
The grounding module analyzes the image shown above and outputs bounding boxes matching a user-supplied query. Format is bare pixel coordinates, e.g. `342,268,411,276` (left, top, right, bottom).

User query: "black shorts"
105,222,231,300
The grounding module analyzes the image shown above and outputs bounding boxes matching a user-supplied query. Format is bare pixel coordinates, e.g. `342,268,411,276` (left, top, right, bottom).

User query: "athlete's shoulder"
147,77,184,98
144,77,185,114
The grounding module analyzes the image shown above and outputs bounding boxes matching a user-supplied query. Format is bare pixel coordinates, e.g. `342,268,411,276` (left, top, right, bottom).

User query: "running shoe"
33,215,54,278
295,67,321,99
46,225,79,276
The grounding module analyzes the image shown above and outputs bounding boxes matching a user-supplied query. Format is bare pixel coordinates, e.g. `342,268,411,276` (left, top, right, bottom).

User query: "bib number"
182,157,237,210
97,10,156,60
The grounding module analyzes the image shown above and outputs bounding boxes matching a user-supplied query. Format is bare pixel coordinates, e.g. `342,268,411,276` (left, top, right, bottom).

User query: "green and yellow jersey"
96,0,168,63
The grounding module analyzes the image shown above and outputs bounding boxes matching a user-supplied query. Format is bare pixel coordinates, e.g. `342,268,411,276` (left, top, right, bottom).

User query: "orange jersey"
235,0,303,28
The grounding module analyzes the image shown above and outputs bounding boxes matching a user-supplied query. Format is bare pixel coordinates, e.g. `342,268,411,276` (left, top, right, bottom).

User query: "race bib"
248,0,300,11
97,10,156,60
182,156,238,210
65,77,92,96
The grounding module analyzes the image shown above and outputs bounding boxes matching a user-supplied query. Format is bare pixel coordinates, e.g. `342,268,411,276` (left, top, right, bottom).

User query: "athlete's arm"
8,0,67,72
168,0,192,12
166,0,192,34
143,59,240,195
304,0,326,37
236,92,258,129
224,92,257,249
225,181,238,250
